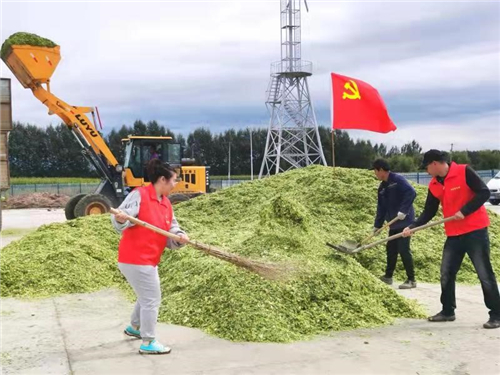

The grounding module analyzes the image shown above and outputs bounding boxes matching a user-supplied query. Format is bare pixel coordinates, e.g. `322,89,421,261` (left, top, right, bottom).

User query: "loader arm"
30,84,118,167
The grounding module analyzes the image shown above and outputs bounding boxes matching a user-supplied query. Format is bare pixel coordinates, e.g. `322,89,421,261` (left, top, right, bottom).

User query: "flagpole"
330,73,335,168
331,130,335,167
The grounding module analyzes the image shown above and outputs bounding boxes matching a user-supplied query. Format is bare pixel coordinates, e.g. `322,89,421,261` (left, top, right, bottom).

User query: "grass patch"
11,177,100,185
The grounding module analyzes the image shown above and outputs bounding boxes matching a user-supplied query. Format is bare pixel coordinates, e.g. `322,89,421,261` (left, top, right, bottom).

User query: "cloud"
344,111,500,151
1,0,499,151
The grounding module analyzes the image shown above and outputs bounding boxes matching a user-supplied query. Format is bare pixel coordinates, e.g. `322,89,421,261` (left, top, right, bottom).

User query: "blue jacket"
375,172,416,230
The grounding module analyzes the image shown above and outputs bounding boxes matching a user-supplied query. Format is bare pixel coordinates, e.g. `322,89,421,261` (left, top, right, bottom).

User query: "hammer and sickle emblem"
342,80,361,100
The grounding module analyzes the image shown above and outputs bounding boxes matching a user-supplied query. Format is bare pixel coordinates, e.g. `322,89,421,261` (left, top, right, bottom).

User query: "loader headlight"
115,164,123,173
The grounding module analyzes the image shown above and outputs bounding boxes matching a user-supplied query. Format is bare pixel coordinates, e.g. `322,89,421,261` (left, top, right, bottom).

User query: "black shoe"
428,312,456,322
379,276,393,285
399,280,417,289
483,318,500,329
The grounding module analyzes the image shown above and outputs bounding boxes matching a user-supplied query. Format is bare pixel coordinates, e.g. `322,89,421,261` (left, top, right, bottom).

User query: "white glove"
397,212,407,220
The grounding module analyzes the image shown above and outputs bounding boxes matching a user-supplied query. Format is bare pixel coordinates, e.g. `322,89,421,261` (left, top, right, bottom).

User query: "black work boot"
379,276,393,285
428,312,456,322
399,280,417,289
483,318,500,329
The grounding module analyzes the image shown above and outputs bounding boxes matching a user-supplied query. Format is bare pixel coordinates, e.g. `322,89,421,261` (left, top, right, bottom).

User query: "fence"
400,169,499,186
209,179,249,191
5,183,100,197
4,169,499,197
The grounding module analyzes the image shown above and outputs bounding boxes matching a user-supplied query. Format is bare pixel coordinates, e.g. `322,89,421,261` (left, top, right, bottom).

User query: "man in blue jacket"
373,159,417,289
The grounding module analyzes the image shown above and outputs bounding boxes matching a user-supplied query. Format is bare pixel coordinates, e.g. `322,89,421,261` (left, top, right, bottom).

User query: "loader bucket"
2,45,61,88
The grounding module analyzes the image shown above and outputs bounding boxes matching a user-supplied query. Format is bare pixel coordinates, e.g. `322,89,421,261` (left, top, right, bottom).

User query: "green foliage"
8,121,499,178
387,155,418,172
0,216,121,297
3,166,499,342
451,151,471,165
8,122,97,178
1,32,57,59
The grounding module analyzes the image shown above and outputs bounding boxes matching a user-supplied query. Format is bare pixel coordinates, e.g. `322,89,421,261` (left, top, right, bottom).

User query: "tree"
107,124,133,164
373,143,388,158
8,121,499,177
475,150,500,170
401,140,422,157
45,124,96,177
132,120,147,135
388,155,418,172
386,146,399,157
451,151,471,165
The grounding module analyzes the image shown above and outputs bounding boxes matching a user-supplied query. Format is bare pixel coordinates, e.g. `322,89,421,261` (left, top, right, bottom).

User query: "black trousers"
385,227,415,281
440,228,500,319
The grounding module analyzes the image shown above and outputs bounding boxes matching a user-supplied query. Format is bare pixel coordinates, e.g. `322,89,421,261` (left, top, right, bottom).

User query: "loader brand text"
76,114,98,137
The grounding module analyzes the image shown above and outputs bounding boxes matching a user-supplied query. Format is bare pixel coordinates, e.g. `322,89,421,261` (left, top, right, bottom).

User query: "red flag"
331,73,396,133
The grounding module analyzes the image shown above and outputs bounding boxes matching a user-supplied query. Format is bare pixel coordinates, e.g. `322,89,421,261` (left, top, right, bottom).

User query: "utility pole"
228,141,231,182
250,129,254,180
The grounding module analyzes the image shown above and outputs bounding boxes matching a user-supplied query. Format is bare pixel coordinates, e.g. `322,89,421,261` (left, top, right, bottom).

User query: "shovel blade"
326,242,358,254
338,240,360,251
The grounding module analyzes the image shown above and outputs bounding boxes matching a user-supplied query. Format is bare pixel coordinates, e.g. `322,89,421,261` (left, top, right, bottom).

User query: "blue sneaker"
124,326,141,339
139,340,171,355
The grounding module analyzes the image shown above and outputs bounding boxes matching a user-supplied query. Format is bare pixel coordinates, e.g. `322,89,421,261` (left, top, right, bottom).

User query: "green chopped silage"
1,216,122,297
2,165,499,342
1,32,58,59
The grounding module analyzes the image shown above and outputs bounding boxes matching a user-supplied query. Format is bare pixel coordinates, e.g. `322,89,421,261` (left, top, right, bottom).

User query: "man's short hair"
420,149,449,169
372,159,391,171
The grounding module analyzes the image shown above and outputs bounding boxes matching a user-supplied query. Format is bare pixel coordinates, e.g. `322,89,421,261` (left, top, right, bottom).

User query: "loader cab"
122,136,181,183
121,135,209,204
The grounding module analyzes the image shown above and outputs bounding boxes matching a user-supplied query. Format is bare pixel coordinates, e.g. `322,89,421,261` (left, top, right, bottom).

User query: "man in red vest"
402,150,500,329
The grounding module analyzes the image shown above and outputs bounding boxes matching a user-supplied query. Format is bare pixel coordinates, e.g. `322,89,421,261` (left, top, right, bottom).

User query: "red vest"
428,162,490,236
118,184,173,266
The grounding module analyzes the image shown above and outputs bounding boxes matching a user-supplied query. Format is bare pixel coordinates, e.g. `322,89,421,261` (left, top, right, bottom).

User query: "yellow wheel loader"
1,33,209,219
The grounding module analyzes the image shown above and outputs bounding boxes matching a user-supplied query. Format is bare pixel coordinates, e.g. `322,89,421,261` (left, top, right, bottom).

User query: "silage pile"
2,166,499,342
1,32,57,59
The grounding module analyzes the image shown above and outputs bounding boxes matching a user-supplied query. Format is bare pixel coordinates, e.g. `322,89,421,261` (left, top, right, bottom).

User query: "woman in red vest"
111,159,189,354
403,150,500,329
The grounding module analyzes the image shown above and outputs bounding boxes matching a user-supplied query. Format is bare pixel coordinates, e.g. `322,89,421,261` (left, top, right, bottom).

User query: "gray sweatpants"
118,263,161,341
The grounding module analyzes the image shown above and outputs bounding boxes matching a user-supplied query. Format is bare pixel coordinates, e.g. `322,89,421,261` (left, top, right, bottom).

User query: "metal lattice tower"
259,0,326,178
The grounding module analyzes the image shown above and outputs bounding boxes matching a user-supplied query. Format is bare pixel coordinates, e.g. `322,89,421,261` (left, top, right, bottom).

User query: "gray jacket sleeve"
167,213,187,250
110,190,141,233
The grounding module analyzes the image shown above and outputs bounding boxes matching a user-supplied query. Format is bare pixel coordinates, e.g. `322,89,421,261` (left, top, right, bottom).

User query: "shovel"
327,216,401,253
331,217,455,255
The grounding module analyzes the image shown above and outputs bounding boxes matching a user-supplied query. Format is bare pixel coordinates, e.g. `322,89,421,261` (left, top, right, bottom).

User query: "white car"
487,171,500,205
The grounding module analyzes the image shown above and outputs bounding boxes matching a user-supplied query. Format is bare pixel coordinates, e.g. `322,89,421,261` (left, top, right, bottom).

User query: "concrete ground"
1,208,66,248
1,206,500,374
1,284,499,375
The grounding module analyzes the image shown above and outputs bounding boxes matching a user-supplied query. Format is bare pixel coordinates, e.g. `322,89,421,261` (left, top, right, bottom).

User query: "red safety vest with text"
428,162,490,237
118,184,173,266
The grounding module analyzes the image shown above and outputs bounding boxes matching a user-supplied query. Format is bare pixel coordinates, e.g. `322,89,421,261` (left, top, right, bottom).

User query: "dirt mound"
4,193,69,209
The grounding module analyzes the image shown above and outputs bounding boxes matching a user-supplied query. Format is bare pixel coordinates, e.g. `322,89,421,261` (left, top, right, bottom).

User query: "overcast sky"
1,0,499,151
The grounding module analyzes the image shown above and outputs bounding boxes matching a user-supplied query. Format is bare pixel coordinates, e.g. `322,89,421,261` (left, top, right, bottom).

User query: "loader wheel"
74,194,112,218
168,193,191,205
65,194,87,220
